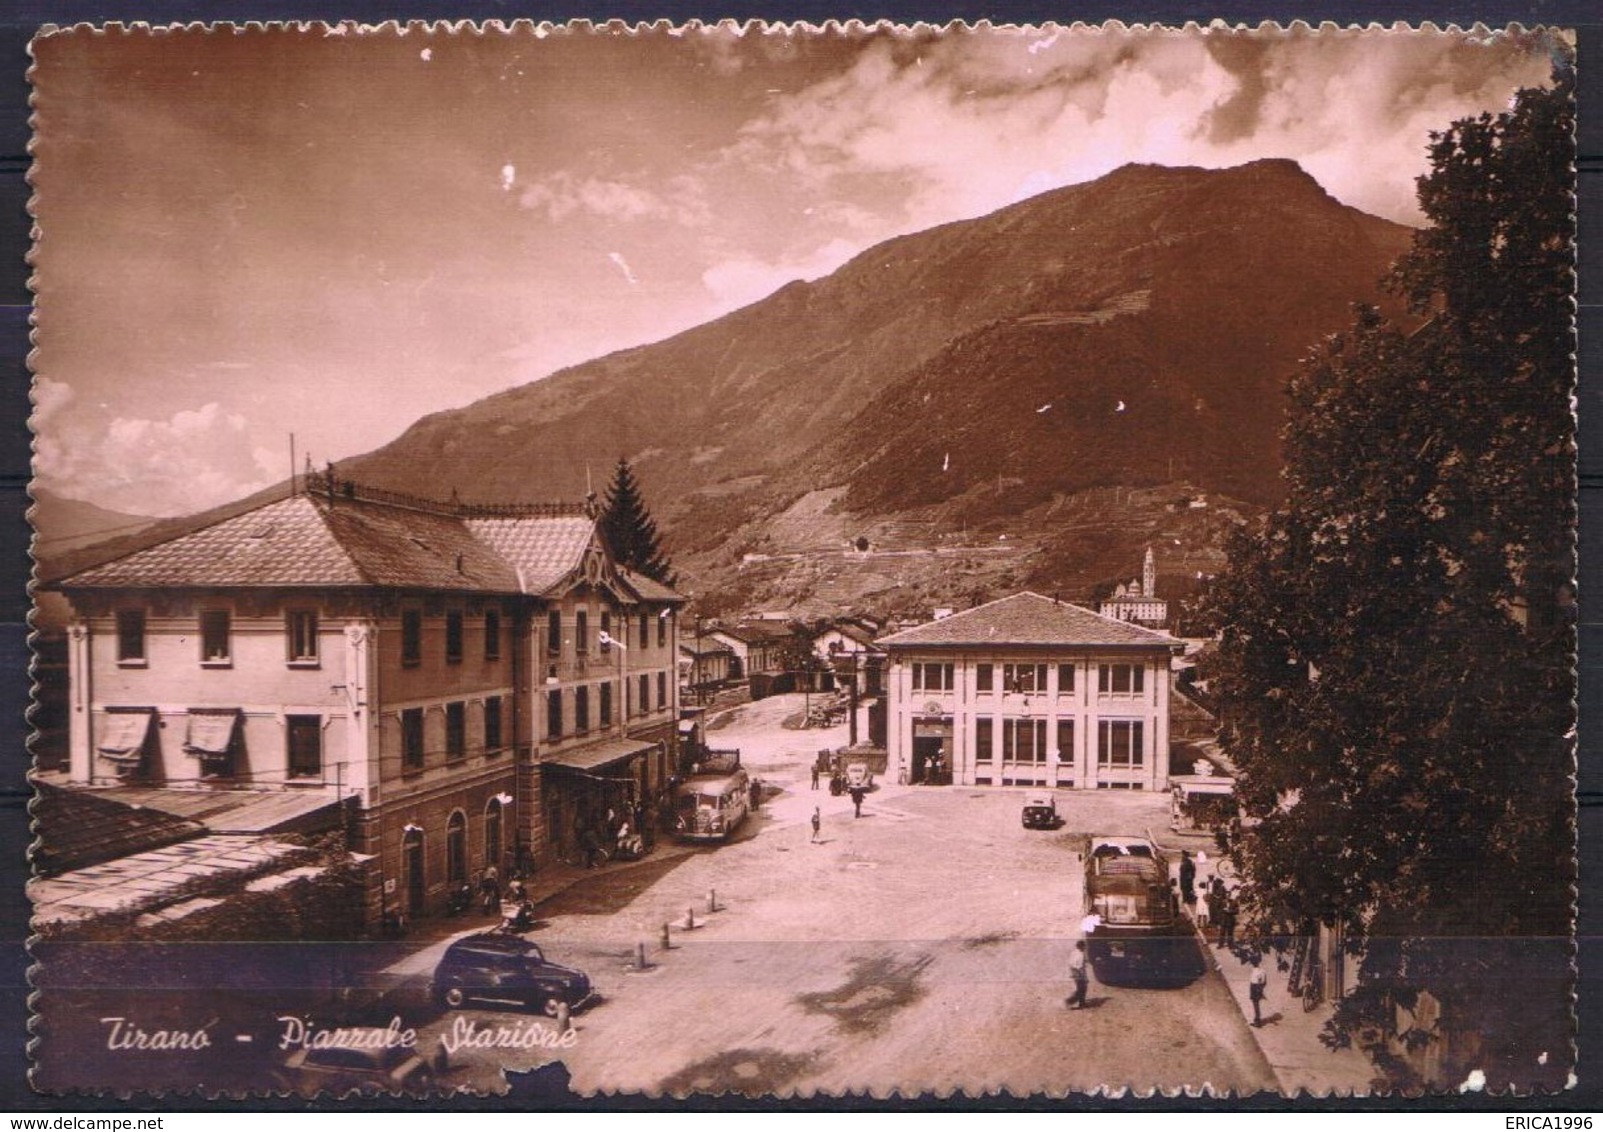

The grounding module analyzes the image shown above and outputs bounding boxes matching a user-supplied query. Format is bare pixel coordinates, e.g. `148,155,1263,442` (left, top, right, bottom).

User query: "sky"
27,22,1565,521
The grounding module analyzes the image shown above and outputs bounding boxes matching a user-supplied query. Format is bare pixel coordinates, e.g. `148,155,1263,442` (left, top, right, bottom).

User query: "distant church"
1099,547,1168,629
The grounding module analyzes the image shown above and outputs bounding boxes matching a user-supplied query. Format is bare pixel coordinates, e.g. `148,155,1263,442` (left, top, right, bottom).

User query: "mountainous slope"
30,489,158,559
47,160,1415,618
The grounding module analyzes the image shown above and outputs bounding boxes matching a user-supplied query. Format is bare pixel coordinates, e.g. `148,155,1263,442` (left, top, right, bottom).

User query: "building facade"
878,593,1182,791
54,473,684,924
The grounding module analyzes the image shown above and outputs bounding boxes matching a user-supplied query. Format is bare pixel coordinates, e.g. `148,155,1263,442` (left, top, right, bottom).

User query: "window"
485,799,503,874
1097,720,1145,770
200,610,231,663
658,611,667,647
447,812,467,884
912,662,954,691
445,611,464,664
600,682,613,727
1056,719,1075,768
445,702,466,760
576,611,589,655
484,610,501,661
547,610,562,655
484,696,503,753
287,714,322,777
402,708,425,771
116,610,146,664
575,686,590,733
1057,664,1076,694
658,671,667,709
1003,663,1047,694
1099,663,1145,695
402,610,422,666
547,689,563,740
639,612,650,650
974,716,994,763
600,612,612,652
639,674,650,716
976,663,993,692
286,610,319,664
1003,719,1047,765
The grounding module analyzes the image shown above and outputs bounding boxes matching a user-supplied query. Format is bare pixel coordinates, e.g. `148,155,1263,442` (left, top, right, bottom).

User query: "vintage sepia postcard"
25,20,1577,1100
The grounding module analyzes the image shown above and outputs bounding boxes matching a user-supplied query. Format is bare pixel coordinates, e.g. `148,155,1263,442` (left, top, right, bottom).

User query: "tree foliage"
1202,72,1575,1090
600,458,675,586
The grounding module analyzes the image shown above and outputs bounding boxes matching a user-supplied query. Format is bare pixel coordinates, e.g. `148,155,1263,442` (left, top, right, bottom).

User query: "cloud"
731,28,1557,229
701,236,860,313
518,171,710,227
34,400,280,517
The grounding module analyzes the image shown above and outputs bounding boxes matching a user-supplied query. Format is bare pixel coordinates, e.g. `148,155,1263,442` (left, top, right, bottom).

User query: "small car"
431,932,594,1015
277,1030,440,1094
1022,793,1059,829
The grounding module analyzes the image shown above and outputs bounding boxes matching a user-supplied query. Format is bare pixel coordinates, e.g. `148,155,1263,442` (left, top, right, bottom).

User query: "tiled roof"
876,592,1182,650
56,492,619,597
714,621,796,643
618,567,687,604
466,515,594,595
30,782,204,877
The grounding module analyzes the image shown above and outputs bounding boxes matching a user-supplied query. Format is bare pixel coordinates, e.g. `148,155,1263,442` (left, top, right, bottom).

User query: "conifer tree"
600,458,675,585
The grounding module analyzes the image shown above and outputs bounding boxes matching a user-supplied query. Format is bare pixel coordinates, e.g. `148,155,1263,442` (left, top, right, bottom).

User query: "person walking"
1248,956,1268,1026
850,786,865,818
810,806,822,844
1179,851,1196,911
1066,941,1091,1010
1216,883,1237,950
810,763,820,791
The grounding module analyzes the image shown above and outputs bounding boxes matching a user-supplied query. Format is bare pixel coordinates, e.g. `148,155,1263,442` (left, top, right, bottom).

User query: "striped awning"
184,708,241,756
97,709,154,762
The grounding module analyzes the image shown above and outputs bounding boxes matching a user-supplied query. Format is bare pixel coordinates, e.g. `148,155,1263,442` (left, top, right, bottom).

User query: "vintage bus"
1082,834,1198,985
673,765,751,843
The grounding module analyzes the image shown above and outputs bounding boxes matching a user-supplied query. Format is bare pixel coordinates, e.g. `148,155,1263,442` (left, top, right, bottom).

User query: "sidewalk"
1201,930,1377,1095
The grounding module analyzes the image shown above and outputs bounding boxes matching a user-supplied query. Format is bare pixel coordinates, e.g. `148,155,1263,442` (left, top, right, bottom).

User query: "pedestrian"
1179,850,1196,909
750,777,762,811
811,763,820,791
850,786,865,818
810,806,822,843
1168,879,1182,918
1217,885,1237,950
1066,940,1090,1010
1248,955,1268,1026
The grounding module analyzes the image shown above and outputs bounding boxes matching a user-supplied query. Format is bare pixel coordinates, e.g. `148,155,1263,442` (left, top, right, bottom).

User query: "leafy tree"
599,458,675,585
1202,71,1574,1091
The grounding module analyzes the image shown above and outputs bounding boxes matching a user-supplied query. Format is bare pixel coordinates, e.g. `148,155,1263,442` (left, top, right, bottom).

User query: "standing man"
1066,941,1091,1010
811,761,820,791
1179,851,1197,912
1248,956,1268,1027
810,806,822,843
1216,881,1237,950
849,786,865,818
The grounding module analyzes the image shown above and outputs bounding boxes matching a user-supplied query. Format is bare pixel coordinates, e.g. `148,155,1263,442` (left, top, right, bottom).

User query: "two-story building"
705,621,793,679
877,592,1183,790
51,472,684,924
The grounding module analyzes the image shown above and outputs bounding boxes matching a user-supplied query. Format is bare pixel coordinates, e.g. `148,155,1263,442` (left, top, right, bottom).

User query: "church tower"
1143,545,1156,599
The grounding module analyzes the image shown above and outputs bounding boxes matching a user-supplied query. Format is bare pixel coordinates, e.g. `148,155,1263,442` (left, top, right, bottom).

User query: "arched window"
402,826,425,916
484,798,503,875
447,811,468,884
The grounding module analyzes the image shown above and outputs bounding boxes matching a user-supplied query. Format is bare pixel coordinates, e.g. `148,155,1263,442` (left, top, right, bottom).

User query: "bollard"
661,922,672,950
554,1000,572,1035
635,940,649,970
707,888,718,914
686,906,696,930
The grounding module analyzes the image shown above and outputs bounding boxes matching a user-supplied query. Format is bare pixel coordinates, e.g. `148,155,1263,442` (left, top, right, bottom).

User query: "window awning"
184,708,241,756
544,738,655,773
97,709,154,762
1169,775,1234,796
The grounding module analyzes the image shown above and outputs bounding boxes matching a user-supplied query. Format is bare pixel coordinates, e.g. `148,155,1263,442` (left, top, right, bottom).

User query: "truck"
816,745,887,796
1081,834,1199,987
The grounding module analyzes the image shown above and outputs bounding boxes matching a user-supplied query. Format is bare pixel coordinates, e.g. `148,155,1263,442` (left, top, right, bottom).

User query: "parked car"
431,932,594,1015
276,1030,441,1094
1022,793,1059,829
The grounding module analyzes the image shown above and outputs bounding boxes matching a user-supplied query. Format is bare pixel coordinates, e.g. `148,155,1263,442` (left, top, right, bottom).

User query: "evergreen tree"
1202,72,1574,1090
599,458,675,585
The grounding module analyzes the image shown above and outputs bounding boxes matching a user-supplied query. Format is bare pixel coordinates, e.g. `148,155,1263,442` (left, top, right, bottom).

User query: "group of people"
577,800,654,868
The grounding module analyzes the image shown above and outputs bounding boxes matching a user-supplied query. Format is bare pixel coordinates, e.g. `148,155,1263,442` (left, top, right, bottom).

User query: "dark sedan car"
431,932,594,1015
